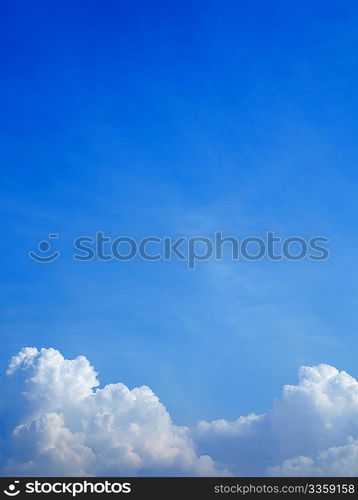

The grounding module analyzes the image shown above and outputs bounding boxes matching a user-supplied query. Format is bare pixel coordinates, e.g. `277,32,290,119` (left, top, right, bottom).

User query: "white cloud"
1,347,228,477
2,348,358,476
194,364,358,476
268,438,358,476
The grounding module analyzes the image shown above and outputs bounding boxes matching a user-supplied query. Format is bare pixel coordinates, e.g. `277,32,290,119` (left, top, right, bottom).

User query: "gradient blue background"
1,0,358,424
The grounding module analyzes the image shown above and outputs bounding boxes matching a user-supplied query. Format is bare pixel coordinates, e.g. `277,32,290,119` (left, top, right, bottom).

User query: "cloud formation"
194,364,358,476
1,347,227,477
2,348,358,476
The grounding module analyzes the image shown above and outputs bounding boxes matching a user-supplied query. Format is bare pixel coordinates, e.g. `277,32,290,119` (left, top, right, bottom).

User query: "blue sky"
1,0,358,428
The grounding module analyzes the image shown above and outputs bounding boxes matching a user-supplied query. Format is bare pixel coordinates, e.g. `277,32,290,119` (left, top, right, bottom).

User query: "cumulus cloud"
2,348,358,476
1,347,228,477
268,438,358,477
194,364,358,476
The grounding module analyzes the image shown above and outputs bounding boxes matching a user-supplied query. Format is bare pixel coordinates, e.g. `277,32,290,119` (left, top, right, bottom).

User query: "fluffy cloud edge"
2,347,358,477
